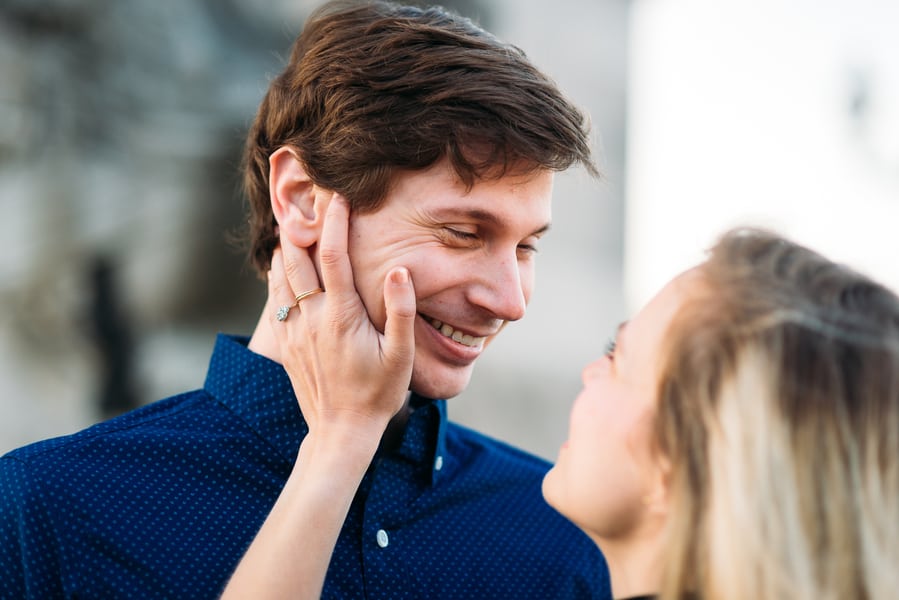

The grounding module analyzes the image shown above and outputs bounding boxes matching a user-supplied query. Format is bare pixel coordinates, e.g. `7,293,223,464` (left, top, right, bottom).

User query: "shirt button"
376,529,389,548
434,455,444,471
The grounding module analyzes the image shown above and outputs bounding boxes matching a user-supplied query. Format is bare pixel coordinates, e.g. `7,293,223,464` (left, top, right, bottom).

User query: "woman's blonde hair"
655,229,899,600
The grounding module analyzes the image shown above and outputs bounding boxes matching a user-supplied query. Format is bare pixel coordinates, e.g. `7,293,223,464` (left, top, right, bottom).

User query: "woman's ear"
643,454,672,518
269,147,329,248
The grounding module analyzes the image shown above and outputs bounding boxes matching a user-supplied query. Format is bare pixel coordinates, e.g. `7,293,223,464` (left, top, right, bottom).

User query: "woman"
225,197,899,599
542,231,899,598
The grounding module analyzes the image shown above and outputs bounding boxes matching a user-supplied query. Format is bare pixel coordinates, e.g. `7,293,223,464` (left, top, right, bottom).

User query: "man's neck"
246,299,416,450
247,297,282,364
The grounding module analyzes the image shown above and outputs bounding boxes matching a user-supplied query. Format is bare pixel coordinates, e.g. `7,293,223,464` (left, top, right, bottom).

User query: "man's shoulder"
444,420,552,476
0,383,280,599
2,388,214,467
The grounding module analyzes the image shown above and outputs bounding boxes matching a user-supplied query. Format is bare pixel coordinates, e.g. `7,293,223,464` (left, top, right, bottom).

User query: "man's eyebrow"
428,207,552,236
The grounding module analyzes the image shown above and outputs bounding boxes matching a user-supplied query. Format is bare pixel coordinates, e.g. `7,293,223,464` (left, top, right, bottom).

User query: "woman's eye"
604,337,617,359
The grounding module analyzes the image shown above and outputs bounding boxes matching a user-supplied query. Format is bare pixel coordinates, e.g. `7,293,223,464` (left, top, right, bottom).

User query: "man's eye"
444,228,478,241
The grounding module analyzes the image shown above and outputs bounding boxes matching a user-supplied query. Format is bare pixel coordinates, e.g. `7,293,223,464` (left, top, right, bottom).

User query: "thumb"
382,267,416,372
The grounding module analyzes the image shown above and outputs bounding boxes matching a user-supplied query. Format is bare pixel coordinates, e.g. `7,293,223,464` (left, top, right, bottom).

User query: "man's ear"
269,147,329,248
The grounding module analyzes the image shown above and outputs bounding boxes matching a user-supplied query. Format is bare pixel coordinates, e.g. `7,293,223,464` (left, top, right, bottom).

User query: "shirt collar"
203,334,306,464
388,393,448,486
203,334,448,485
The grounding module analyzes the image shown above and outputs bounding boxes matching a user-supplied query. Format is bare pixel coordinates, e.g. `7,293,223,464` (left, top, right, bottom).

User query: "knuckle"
318,246,342,267
283,258,303,281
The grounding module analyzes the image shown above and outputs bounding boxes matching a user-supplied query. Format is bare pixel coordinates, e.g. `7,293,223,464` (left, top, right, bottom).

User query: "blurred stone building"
0,0,627,459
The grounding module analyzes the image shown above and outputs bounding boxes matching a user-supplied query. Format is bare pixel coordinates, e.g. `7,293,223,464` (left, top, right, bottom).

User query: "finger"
317,194,355,302
381,267,417,375
268,248,294,343
269,248,313,399
279,232,323,304
268,248,302,328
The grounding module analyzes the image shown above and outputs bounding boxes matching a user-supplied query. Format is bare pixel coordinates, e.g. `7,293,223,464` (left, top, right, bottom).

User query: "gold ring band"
295,287,324,305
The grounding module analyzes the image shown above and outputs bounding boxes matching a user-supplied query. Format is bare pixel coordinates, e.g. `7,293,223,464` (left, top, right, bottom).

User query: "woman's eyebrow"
615,321,629,355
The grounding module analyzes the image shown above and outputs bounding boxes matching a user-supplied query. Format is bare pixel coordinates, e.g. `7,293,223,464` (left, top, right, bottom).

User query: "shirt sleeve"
0,455,66,598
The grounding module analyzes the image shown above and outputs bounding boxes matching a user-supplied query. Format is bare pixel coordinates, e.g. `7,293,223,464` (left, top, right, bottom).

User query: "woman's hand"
268,192,416,451
222,193,416,600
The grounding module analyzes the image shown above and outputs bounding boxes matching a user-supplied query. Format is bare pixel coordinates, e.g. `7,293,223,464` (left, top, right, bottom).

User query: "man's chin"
409,369,473,401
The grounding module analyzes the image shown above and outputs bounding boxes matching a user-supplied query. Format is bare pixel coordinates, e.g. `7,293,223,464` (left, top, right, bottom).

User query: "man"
0,1,610,597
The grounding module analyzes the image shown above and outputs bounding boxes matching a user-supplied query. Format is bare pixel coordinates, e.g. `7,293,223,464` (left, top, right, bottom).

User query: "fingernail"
390,267,409,285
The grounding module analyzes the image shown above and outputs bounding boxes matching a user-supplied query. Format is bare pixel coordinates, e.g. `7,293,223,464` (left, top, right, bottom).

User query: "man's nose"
469,254,527,322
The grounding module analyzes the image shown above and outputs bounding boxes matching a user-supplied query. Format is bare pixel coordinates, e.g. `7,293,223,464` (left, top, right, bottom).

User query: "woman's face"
542,270,695,545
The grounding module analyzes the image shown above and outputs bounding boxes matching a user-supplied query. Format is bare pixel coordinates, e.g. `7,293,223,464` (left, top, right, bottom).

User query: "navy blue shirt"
1,334,610,599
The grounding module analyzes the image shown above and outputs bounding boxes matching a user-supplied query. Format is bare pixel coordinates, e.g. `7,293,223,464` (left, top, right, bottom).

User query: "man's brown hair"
242,0,596,274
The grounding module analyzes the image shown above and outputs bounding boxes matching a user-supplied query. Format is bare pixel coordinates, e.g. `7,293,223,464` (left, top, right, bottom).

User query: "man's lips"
420,314,490,348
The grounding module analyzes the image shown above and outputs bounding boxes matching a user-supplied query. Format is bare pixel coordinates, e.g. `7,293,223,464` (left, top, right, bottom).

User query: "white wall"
627,0,899,309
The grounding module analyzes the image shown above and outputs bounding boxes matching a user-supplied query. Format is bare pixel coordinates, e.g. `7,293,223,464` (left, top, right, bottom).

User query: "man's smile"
419,313,489,348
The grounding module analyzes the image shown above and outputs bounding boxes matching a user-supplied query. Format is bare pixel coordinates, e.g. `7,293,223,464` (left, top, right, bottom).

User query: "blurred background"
1,0,896,461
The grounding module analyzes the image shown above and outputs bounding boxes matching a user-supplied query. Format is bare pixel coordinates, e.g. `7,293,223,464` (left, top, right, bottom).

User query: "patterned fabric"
1,334,611,599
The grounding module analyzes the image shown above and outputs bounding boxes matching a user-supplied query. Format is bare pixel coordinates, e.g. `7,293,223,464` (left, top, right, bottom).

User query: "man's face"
347,160,554,400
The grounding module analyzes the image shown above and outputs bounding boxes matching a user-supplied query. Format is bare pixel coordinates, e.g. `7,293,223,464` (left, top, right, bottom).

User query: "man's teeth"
428,318,486,348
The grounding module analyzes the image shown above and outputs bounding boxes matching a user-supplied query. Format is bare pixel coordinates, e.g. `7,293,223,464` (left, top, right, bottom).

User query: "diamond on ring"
275,305,291,322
